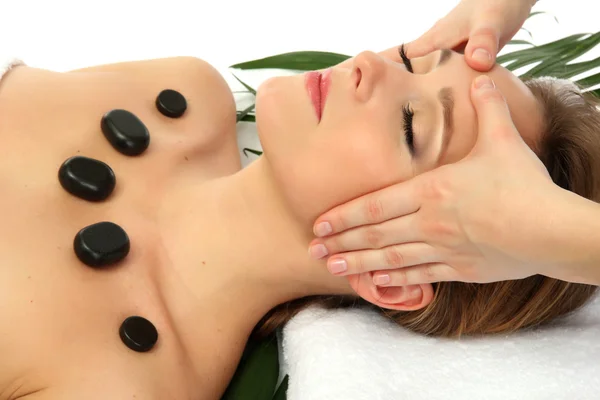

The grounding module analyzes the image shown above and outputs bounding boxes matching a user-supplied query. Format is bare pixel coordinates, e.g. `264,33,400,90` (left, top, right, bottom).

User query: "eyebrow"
437,87,454,163
437,49,453,67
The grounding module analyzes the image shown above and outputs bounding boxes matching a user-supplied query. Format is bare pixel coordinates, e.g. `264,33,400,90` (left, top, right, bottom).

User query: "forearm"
542,188,600,286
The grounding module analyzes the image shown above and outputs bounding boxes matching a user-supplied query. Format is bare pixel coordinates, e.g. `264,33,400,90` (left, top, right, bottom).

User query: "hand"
406,0,536,71
309,75,560,286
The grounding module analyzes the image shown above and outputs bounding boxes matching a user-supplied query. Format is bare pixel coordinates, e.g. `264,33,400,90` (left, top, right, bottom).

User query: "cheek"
255,75,313,159
258,78,415,222
277,124,413,222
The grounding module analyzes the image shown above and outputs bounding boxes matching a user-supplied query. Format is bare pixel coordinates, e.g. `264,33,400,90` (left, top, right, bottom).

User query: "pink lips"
305,69,331,122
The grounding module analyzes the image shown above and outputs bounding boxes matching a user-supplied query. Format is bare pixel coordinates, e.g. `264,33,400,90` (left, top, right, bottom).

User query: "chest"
0,62,246,399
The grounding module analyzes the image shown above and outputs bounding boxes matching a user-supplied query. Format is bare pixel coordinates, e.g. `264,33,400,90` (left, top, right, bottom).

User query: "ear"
347,272,434,311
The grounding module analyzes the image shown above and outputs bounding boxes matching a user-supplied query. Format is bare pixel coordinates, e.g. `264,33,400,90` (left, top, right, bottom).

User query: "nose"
352,50,385,102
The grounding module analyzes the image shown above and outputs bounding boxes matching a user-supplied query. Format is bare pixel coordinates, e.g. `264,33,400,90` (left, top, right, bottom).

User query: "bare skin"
0,58,243,400
0,45,544,399
0,58,356,400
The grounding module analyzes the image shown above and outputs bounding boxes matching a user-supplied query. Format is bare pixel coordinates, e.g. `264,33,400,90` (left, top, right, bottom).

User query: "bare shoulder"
1,56,237,148
0,57,241,177
71,56,232,98
0,57,242,400
71,56,236,120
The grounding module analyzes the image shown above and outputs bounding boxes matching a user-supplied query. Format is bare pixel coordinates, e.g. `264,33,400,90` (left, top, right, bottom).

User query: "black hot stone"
156,89,187,118
101,109,150,156
120,316,158,352
58,156,116,202
74,221,130,268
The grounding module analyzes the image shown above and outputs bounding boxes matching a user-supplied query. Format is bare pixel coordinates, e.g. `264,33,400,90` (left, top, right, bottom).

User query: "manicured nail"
314,222,333,237
373,274,390,285
474,75,495,90
308,244,328,259
472,48,491,64
328,259,348,274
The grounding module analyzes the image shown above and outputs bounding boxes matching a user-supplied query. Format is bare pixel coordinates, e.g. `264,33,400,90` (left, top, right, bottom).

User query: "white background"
2,0,598,72
2,0,598,163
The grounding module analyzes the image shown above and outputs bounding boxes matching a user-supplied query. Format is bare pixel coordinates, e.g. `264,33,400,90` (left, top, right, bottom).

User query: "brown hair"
253,78,600,339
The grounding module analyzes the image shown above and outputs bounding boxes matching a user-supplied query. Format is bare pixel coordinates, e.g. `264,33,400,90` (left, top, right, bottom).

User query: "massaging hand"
406,0,536,71
310,75,559,285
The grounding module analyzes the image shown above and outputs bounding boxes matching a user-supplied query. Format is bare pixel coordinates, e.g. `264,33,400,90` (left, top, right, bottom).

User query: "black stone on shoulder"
156,89,187,118
74,221,130,268
101,109,150,156
120,316,158,353
58,156,116,201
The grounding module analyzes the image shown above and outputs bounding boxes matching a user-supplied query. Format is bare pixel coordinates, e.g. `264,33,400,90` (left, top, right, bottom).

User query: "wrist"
541,187,600,285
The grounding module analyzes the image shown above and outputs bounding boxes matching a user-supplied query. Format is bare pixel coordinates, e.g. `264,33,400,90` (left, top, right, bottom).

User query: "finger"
404,26,440,59
323,242,439,276
470,75,520,147
464,26,501,72
313,179,421,237
311,213,421,256
405,20,467,59
372,263,456,286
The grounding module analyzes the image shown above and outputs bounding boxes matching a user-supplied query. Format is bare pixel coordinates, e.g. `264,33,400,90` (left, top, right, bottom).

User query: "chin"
254,74,332,222
255,76,286,147
254,76,294,181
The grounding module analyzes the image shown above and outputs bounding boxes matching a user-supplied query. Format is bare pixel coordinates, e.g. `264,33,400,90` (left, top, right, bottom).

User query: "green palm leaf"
496,33,588,64
542,56,600,80
272,375,289,400
528,11,559,23
221,337,280,400
231,31,598,90
507,39,536,47
236,103,256,122
576,72,600,90
243,147,262,157
519,27,534,39
239,114,256,123
523,32,600,77
230,51,351,71
232,74,257,95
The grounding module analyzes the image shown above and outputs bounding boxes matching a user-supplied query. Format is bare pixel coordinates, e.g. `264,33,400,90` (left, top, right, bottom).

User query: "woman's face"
255,49,543,222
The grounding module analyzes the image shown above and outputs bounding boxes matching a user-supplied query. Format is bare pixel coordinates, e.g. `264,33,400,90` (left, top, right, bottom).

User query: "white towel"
280,293,600,400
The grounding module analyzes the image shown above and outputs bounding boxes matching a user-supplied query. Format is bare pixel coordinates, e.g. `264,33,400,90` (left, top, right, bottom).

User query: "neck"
190,158,354,331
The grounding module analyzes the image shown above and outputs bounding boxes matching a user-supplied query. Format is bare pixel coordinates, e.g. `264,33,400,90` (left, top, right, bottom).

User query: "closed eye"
399,45,415,156
402,105,415,156
399,44,413,73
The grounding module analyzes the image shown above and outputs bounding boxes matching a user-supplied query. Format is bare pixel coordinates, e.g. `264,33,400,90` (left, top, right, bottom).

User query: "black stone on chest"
101,109,150,156
120,316,159,352
156,89,187,118
58,156,116,201
74,221,130,268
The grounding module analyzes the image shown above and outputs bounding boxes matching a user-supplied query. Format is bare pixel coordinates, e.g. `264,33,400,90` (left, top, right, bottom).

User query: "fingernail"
474,75,495,90
328,259,347,274
373,274,390,286
472,48,491,64
308,244,328,259
314,222,332,237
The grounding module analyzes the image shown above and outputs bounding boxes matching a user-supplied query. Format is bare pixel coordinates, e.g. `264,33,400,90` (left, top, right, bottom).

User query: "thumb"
470,75,520,149
464,26,501,72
